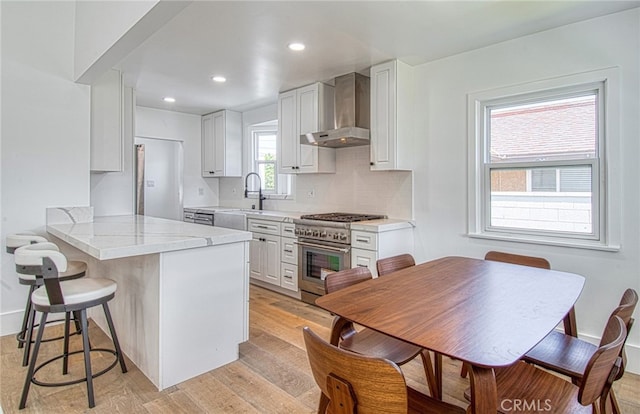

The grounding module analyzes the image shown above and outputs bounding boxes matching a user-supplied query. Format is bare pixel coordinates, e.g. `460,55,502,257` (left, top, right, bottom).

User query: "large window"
468,69,620,250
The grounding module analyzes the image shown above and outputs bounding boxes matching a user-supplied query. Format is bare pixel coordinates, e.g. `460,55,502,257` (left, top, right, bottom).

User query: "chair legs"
420,350,442,400
102,303,127,374
17,285,37,350
19,303,127,409
79,310,95,408
19,312,47,409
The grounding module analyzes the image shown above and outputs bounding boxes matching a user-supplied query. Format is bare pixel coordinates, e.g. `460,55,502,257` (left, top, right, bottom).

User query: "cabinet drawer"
248,219,281,235
281,237,298,265
281,223,296,238
351,230,378,250
351,248,378,278
280,263,298,292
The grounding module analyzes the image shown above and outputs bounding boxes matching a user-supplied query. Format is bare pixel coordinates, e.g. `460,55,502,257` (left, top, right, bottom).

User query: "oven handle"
294,240,351,253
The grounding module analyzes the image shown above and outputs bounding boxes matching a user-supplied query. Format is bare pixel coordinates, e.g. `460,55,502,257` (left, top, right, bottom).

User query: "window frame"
247,122,292,198
467,68,621,251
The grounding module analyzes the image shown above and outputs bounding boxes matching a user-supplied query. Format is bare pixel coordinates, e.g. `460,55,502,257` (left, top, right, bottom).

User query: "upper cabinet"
277,82,336,174
91,69,123,172
370,60,414,171
202,110,242,177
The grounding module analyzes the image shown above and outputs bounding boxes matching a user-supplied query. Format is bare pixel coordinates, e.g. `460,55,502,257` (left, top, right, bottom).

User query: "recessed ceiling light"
163,97,176,103
212,76,227,83
288,42,305,51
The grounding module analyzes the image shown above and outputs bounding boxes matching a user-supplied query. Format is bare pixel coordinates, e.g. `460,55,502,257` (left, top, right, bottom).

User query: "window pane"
257,162,276,191
489,94,597,163
531,168,557,192
490,166,592,234
256,132,276,161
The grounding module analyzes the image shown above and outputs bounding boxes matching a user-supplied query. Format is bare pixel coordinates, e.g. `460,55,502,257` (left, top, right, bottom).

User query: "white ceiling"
115,1,639,116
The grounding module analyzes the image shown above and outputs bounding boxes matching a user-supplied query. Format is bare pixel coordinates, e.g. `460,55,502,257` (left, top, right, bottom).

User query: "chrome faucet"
244,172,266,210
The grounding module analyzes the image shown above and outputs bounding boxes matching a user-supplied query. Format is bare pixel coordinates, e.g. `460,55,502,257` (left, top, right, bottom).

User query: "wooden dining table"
315,256,585,414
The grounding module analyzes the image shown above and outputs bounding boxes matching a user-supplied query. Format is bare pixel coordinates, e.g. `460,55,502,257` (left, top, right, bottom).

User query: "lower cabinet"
249,232,281,285
350,225,414,278
249,219,298,292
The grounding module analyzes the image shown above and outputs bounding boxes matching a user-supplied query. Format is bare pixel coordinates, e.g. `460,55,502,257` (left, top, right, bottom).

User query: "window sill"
246,193,293,201
467,232,620,252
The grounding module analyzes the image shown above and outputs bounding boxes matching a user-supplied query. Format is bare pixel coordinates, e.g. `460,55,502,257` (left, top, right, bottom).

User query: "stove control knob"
312,230,320,237
306,229,314,236
332,233,339,240
320,231,327,238
294,228,300,235
339,233,347,241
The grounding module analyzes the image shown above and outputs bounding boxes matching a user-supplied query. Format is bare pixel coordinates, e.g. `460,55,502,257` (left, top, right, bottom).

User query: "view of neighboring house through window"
488,93,598,236
468,73,612,245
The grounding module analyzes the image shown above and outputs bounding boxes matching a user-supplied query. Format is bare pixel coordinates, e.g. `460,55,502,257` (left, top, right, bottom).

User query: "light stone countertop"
349,218,415,232
47,215,252,260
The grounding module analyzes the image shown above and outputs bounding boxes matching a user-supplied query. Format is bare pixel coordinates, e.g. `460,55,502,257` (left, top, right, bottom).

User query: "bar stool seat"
15,244,127,409
32,278,116,307
18,259,87,283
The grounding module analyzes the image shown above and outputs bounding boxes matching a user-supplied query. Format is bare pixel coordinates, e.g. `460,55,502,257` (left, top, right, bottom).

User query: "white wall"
411,9,639,371
136,107,218,207
1,1,90,334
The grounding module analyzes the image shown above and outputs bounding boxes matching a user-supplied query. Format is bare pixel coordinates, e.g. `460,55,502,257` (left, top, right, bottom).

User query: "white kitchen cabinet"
350,225,414,277
370,60,414,171
249,220,281,286
91,69,123,172
202,110,242,177
280,262,298,291
277,82,336,174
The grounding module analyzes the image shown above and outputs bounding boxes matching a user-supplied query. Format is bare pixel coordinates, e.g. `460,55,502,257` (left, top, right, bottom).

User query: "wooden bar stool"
15,244,127,409
7,234,87,366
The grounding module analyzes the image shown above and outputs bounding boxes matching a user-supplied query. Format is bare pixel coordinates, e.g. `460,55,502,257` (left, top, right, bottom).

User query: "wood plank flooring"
1,285,639,413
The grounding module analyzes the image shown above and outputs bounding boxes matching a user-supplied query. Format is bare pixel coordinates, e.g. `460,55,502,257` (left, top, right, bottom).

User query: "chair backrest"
608,288,638,381
376,254,416,277
303,326,409,414
484,251,550,269
6,233,48,253
14,244,67,305
325,266,372,294
578,315,626,406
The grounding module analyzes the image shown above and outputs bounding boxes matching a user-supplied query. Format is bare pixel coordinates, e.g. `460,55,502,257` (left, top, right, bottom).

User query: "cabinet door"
370,61,396,171
202,114,216,176
351,248,378,278
212,111,225,175
278,90,298,173
262,234,281,286
280,262,298,291
249,235,264,281
297,84,319,172
91,69,123,172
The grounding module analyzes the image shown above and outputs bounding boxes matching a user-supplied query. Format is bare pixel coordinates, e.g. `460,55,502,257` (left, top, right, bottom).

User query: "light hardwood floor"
1,285,639,413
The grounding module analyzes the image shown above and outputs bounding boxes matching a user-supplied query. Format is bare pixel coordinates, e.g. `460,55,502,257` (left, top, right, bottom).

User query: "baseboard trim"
0,309,25,337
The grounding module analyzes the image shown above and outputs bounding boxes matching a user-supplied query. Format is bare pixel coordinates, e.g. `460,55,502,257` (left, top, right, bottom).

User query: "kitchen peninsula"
45,208,251,390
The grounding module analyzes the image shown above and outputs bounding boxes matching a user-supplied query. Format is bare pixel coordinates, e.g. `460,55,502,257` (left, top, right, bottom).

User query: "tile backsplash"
219,146,413,219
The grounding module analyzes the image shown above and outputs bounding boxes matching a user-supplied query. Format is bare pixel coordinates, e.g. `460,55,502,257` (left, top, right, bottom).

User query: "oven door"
297,239,351,301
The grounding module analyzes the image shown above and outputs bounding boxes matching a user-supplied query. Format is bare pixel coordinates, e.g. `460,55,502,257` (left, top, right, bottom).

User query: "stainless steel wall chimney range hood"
301,72,370,148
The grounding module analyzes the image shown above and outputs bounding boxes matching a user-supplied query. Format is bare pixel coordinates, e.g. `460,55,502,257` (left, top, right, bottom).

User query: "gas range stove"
293,212,386,244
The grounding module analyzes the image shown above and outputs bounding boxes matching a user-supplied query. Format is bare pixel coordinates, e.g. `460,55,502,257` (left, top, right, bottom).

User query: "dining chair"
460,250,564,379
324,266,440,400
376,253,416,276
302,326,465,414
524,288,637,414
467,314,626,413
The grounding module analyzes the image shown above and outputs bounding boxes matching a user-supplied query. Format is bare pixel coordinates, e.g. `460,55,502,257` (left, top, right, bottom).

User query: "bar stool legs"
19,302,127,409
